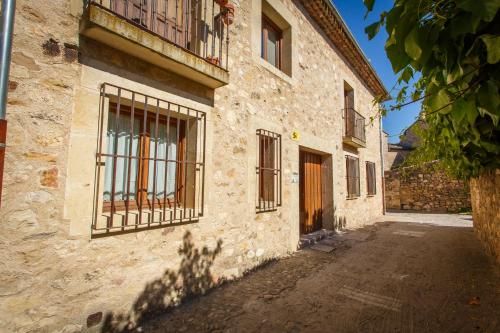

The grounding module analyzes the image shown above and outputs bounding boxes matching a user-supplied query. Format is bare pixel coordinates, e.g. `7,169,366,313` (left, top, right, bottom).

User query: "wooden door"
299,151,323,234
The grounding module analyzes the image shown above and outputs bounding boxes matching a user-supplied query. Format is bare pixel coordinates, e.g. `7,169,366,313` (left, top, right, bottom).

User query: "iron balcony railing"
343,108,366,143
88,0,232,70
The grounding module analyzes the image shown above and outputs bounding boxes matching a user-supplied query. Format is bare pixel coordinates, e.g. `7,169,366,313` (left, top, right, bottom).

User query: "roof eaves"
300,0,389,99
326,0,388,96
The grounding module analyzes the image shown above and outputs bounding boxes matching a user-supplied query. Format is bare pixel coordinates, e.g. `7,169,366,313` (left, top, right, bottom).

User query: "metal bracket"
0,143,5,148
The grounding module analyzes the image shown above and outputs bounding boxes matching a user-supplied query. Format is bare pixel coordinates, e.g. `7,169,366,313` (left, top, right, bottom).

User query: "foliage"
365,0,500,179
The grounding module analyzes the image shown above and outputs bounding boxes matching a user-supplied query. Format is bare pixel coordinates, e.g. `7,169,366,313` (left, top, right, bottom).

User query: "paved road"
113,213,500,332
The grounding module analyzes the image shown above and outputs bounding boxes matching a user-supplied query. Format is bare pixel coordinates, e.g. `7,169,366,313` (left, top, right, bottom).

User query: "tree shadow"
332,206,347,231
101,231,222,332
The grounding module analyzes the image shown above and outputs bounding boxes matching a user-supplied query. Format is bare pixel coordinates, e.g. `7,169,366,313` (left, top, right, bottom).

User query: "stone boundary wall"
385,162,471,213
470,169,500,264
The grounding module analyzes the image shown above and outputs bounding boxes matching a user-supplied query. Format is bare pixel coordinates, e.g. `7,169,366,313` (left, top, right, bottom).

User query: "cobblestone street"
117,213,499,333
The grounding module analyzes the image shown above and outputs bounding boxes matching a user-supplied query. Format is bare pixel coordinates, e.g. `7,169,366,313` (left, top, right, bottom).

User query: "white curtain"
103,115,179,203
147,121,178,200
103,114,140,202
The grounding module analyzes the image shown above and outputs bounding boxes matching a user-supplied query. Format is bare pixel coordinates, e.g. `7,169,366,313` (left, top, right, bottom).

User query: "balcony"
81,0,231,88
343,108,366,148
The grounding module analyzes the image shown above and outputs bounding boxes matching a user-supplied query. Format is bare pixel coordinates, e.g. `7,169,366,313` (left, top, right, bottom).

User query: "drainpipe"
378,114,386,215
0,0,16,207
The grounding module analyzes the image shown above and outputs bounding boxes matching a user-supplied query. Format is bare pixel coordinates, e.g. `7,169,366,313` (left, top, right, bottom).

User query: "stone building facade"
385,162,471,213
0,0,386,331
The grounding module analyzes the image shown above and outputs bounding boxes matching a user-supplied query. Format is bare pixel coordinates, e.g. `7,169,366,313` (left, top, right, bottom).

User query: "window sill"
93,207,200,237
346,196,360,200
258,57,294,85
256,208,279,214
367,194,376,197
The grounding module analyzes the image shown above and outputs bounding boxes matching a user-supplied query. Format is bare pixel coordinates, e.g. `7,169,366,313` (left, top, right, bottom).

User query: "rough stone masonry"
385,162,471,213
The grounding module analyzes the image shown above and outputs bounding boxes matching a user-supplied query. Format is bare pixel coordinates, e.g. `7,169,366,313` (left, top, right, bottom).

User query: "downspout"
379,114,386,215
0,0,16,207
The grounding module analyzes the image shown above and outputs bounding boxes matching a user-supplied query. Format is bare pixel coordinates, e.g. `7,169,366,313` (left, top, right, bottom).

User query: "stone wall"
470,169,500,264
0,0,384,331
385,162,471,213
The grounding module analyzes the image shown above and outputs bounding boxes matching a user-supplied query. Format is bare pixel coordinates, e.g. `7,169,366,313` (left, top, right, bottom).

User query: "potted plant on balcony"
223,3,235,25
206,56,220,66
215,0,229,6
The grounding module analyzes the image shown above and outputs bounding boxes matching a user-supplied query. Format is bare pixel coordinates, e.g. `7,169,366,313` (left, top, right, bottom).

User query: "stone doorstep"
298,229,335,249
310,243,336,253
336,231,372,242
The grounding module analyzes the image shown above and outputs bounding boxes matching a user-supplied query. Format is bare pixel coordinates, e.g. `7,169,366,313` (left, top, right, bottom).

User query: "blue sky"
332,0,421,143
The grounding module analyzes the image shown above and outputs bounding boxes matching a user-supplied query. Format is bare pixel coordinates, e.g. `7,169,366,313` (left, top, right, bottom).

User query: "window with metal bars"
93,83,206,235
256,129,282,212
346,155,360,199
366,161,376,196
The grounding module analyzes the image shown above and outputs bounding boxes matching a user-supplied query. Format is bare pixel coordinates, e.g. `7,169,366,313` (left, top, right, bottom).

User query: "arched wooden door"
299,151,323,234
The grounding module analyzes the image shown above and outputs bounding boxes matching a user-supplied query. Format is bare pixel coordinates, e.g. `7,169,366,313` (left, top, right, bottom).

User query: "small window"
256,129,282,212
261,14,283,70
346,156,360,198
366,162,376,196
344,82,354,110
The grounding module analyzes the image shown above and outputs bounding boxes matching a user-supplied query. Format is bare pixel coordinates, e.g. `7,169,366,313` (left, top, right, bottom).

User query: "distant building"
383,120,423,170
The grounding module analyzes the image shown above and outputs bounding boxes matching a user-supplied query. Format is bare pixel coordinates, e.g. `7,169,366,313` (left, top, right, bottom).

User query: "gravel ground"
113,213,499,333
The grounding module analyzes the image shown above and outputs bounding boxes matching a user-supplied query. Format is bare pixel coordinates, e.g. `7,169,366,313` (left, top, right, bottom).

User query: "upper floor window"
342,81,366,146
256,129,282,212
366,162,376,196
346,156,360,199
344,82,354,109
261,14,283,70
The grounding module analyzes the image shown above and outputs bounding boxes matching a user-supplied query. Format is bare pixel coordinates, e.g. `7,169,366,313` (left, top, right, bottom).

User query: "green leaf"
404,27,422,61
412,90,422,101
467,106,478,126
476,80,500,125
480,34,500,64
478,79,500,110
427,89,451,114
396,86,408,103
451,98,474,123
386,43,411,73
446,63,464,84
363,0,375,12
450,13,482,37
365,21,381,40
457,0,500,22
398,67,413,83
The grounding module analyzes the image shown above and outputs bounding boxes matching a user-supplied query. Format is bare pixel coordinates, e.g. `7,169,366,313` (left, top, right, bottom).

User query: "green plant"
365,0,500,179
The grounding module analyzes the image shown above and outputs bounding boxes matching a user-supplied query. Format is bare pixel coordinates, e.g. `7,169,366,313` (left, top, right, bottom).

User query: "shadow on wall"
332,206,347,231
101,231,222,333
